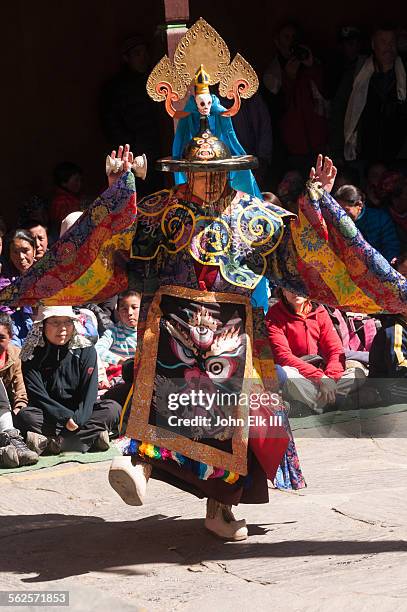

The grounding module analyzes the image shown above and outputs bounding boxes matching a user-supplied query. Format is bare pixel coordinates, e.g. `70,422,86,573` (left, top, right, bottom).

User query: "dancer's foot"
204,498,248,541
108,456,152,506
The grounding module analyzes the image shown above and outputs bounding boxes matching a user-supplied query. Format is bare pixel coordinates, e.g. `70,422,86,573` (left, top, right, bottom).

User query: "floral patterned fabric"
1,175,406,315
289,182,407,314
0,173,136,308
1,173,407,491
131,184,292,290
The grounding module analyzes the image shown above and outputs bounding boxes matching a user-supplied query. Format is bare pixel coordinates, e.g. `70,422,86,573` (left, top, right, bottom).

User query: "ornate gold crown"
146,18,259,118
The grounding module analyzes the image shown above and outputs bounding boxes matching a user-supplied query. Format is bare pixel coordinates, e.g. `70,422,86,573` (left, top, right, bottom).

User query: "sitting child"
95,290,140,382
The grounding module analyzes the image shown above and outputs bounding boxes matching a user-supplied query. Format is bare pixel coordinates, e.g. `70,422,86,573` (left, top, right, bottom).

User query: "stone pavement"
1,412,407,612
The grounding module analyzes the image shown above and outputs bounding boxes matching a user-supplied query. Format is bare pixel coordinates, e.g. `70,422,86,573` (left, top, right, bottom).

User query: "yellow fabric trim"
292,210,381,313
394,323,407,368
43,232,132,305
133,191,285,290
252,358,263,381
259,357,278,384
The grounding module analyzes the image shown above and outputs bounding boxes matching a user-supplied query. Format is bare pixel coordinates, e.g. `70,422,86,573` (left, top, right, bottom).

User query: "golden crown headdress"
146,18,259,118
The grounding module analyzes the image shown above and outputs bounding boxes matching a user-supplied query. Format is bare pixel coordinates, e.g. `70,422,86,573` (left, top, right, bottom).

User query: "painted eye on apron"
205,356,237,380
190,326,214,349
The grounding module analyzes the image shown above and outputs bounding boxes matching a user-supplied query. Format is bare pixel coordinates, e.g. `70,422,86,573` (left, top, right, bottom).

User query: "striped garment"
369,315,407,378
95,321,137,365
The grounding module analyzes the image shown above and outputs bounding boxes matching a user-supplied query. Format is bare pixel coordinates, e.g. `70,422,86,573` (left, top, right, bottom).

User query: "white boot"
108,456,152,506
204,498,248,541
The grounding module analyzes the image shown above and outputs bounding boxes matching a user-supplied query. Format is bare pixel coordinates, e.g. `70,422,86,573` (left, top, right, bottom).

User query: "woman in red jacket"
266,289,365,414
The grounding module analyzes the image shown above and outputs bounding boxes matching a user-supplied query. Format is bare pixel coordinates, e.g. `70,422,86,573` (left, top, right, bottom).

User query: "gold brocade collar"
133,186,293,289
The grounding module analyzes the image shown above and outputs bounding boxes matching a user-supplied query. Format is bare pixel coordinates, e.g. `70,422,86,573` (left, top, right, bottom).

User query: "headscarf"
172,94,263,198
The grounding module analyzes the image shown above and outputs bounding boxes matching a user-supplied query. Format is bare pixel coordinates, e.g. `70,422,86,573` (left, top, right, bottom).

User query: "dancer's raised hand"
309,154,337,193
106,144,134,187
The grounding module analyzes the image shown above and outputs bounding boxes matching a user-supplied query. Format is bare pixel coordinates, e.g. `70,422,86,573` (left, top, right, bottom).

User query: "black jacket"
22,343,98,427
369,315,407,379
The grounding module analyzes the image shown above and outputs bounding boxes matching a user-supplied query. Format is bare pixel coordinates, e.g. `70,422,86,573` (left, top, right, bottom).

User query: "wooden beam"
162,0,190,130
164,0,189,22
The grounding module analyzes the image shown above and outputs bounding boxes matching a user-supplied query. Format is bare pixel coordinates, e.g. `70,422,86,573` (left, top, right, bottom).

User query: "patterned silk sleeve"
0,173,137,308
266,181,407,315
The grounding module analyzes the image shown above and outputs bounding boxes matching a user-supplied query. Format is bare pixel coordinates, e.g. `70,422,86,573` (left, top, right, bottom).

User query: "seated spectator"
332,165,361,191
392,251,407,276
96,290,140,376
0,229,36,347
262,192,284,207
3,229,36,276
16,306,121,455
0,313,38,468
335,184,400,261
23,220,49,260
364,161,387,207
17,195,49,229
326,307,378,367
49,162,82,232
379,170,407,249
266,289,365,414
369,253,407,403
100,34,162,196
277,169,304,214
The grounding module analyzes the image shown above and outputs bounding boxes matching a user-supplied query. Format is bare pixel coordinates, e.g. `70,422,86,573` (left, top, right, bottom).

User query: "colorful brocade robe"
1,173,406,483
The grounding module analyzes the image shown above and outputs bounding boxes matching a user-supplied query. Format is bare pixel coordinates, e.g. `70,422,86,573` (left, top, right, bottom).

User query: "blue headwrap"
172,94,269,313
172,95,262,199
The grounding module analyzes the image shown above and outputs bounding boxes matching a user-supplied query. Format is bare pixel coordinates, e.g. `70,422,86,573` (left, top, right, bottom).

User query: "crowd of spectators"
0,22,407,467
0,185,139,467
